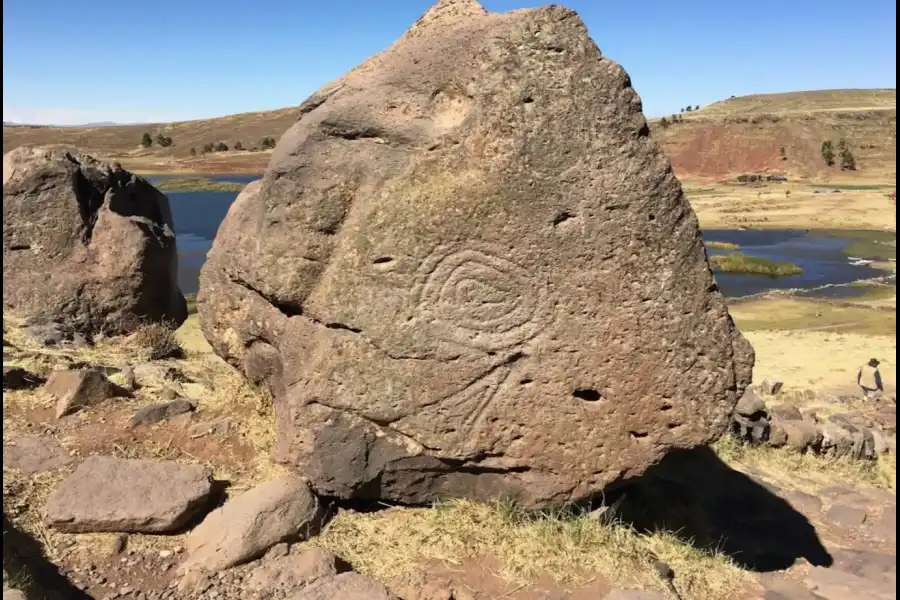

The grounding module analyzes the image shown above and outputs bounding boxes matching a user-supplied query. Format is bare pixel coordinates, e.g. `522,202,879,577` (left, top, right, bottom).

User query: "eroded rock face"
3,147,187,335
198,0,754,507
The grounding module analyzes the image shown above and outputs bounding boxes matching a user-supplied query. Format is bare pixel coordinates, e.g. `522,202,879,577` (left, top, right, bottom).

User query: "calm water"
702,229,895,298
152,175,896,299
148,175,259,294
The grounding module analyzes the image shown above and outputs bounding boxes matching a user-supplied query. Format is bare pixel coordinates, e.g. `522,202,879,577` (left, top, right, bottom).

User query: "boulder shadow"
601,445,833,572
2,513,92,600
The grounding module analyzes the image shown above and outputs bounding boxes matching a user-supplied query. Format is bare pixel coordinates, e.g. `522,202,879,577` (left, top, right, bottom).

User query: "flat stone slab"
824,504,868,528
2,435,72,474
806,565,896,600
288,573,398,600
180,476,323,573
44,456,213,533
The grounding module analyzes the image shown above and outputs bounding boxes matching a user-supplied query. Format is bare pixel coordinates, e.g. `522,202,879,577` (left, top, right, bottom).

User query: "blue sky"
3,0,896,125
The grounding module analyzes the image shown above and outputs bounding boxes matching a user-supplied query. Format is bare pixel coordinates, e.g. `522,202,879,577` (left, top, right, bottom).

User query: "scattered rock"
2,147,187,335
824,504,867,528
44,456,213,533
3,365,43,390
245,547,339,594
121,366,137,391
188,418,234,439
735,390,767,417
2,435,73,474
106,533,128,557
768,403,802,421
778,420,822,452
127,399,195,428
196,0,754,507
290,572,399,600
760,379,784,396
130,363,183,387
45,368,116,419
22,322,73,346
179,476,323,573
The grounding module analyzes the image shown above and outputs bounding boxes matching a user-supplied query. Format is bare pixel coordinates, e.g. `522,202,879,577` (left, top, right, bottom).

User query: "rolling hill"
651,89,896,181
2,89,896,180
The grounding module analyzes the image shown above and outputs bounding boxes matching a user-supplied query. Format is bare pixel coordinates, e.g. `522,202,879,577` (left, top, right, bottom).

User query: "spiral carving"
411,243,553,352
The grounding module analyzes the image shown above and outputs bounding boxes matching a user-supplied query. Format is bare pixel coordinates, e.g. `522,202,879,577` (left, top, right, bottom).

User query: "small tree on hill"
840,145,857,171
659,116,670,129
234,140,243,151
685,106,693,112
260,136,276,149
779,146,787,161
189,147,196,156
695,105,700,111
214,142,229,152
821,140,835,167
155,133,173,147
202,142,214,154
141,132,152,147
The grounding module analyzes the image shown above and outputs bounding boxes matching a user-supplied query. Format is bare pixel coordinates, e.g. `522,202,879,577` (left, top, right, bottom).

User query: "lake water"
152,175,896,299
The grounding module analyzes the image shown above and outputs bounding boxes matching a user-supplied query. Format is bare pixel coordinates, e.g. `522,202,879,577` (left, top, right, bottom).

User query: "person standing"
858,358,884,399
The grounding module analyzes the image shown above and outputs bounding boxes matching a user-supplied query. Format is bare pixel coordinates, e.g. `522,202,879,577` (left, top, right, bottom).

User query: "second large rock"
198,0,754,507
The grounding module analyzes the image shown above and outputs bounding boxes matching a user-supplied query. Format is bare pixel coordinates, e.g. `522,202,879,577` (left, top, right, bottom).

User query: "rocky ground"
2,308,896,600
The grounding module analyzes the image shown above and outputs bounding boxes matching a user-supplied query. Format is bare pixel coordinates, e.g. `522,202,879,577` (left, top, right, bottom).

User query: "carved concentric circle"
411,243,552,352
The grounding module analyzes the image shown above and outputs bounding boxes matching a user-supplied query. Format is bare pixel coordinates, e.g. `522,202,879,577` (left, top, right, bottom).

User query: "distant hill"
2,89,895,180
650,89,896,180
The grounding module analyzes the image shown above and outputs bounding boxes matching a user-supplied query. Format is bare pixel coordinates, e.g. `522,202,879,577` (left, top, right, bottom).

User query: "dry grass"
130,322,185,361
688,89,896,117
740,327,896,391
308,499,752,600
687,183,897,231
713,435,895,493
731,296,897,337
155,177,246,193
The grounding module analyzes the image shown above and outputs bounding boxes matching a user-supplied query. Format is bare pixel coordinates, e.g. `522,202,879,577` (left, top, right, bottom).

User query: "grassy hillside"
3,89,896,179
651,89,896,181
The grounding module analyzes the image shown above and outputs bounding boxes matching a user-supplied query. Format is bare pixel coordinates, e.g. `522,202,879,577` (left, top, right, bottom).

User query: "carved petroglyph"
410,243,553,353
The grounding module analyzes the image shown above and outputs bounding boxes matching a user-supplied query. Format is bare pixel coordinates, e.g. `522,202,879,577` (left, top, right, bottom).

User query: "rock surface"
179,476,323,573
2,435,72,474
44,456,213,533
44,368,116,419
2,365,43,390
2,147,187,335
289,572,399,600
197,0,754,507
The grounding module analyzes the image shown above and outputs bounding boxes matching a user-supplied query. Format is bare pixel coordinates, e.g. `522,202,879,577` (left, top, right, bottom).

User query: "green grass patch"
704,241,740,250
156,177,245,193
844,240,896,261
709,253,803,277
729,296,896,335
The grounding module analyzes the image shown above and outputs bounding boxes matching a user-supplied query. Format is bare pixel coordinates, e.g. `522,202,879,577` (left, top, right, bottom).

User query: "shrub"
141,132,152,147
685,106,693,112
202,142,214,154
189,147,196,156
234,140,243,151
131,322,184,361
214,142,229,152
841,147,857,171
659,116,670,129
155,133,173,147
260,136,277,149
821,140,835,167
779,146,787,161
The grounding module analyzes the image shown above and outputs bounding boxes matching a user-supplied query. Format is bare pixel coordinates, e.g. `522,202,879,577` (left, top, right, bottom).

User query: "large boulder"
3,147,187,335
197,0,754,507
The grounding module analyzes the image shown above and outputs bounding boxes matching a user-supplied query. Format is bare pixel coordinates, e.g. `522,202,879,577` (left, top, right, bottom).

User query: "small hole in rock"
519,378,534,385
629,430,649,439
648,214,655,221
553,211,576,227
373,257,394,264
522,96,534,104
573,388,602,402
